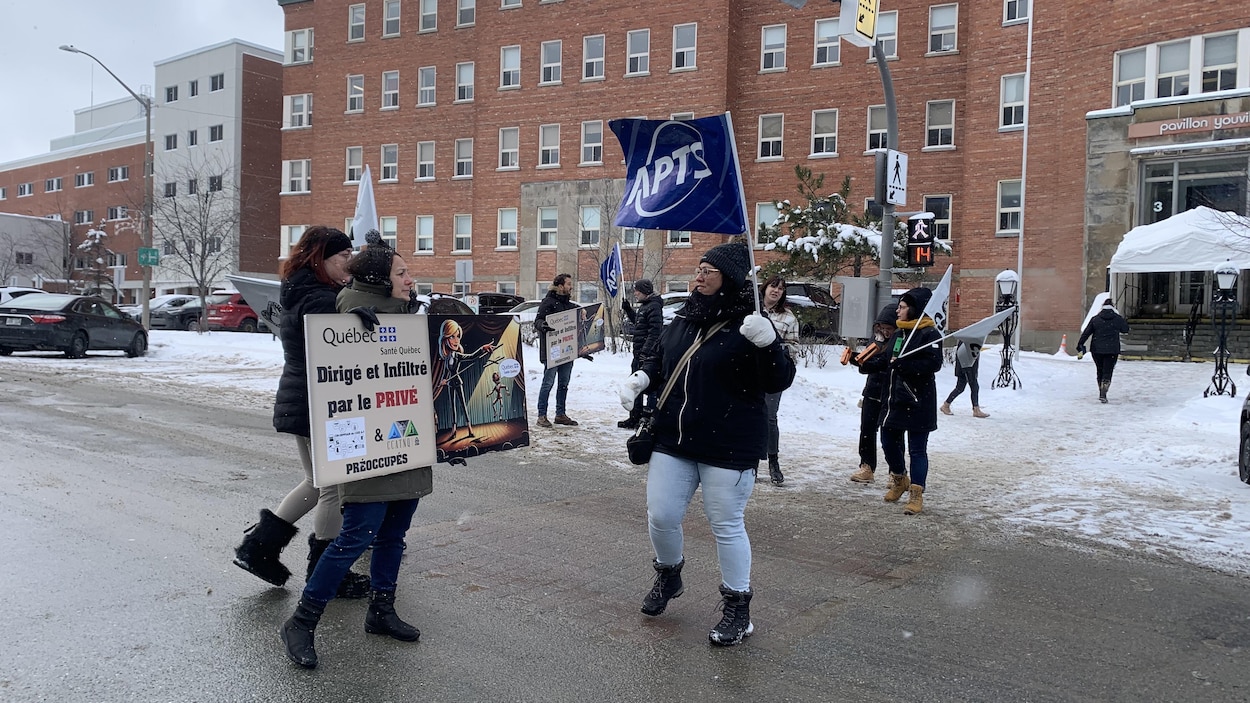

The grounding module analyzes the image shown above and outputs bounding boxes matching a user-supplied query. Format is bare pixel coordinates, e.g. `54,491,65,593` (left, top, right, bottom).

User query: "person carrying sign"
534,273,580,428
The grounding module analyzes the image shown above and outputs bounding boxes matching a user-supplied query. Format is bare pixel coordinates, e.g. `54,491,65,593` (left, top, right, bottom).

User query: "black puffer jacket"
273,267,341,436
640,288,796,470
624,293,664,360
1078,308,1130,355
870,287,943,433
535,288,578,364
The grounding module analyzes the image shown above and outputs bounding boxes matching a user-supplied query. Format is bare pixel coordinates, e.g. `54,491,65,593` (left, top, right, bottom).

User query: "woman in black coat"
1077,299,1130,403
866,287,943,515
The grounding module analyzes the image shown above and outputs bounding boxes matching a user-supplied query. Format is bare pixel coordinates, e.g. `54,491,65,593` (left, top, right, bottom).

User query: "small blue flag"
599,243,623,298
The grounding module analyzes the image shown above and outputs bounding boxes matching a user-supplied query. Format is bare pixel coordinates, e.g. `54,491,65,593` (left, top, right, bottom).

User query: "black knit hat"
700,243,752,289
633,279,654,295
875,304,898,325
323,230,353,258
347,236,396,291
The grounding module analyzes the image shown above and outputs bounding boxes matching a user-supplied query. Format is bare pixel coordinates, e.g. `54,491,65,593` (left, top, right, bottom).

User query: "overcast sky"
0,0,285,164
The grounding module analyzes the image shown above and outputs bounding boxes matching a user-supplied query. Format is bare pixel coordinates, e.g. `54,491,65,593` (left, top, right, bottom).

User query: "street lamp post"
60,44,154,330
1205,262,1239,398
992,270,1022,390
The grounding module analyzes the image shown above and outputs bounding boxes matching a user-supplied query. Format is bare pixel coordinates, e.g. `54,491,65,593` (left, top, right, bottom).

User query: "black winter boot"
233,509,298,587
641,559,685,616
1099,381,1110,403
768,454,784,485
280,598,325,668
617,415,640,429
708,585,754,646
306,535,371,600
364,590,421,642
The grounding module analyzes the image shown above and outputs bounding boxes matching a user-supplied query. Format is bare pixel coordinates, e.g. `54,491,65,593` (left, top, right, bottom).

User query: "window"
576,282,598,304
671,112,694,120
384,0,401,36
45,177,62,193
499,127,519,168
1004,0,1028,22
498,208,518,248
376,70,398,109
107,206,128,220
46,214,61,221
74,210,94,225
758,114,783,158
0,187,6,199
755,202,780,244
347,74,365,111
673,23,696,70
539,124,560,165
926,100,954,148
283,159,311,193
455,138,474,177
580,121,602,164
164,182,177,198
928,4,957,53
761,24,786,70
286,28,313,64
346,146,363,182
281,225,307,256
875,11,898,60
381,144,399,181
380,216,398,248
416,66,435,105
1115,48,1146,106
579,206,601,246
15,251,33,266
285,94,313,128
108,166,129,182
165,134,178,151
814,18,840,66
1001,74,1025,128
417,141,435,179
188,129,198,146
457,0,475,26
497,282,517,295
209,125,223,142
416,215,434,252
75,172,94,188
502,0,521,6
627,29,650,75
453,214,472,251
667,229,691,246
209,176,223,192
623,227,643,247
420,0,437,31
538,207,558,247
997,180,1022,235
456,62,474,101
1203,34,1238,93
583,35,605,79
188,79,199,97
923,195,952,240
861,105,886,150
1157,41,1190,98
210,73,225,91
348,4,366,41
108,252,127,266
541,40,562,84
811,109,838,155
165,85,178,103
501,46,520,88
188,178,198,195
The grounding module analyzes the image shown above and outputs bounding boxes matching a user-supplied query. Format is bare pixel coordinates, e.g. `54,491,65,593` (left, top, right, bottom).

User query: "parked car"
150,294,230,331
469,292,525,315
1240,396,1250,484
501,299,543,325
0,293,147,358
660,292,690,325
206,291,262,332
118,294,195,322
0,286,45,305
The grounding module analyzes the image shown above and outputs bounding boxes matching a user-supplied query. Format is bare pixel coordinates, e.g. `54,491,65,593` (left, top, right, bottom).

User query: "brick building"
274,0,1250,349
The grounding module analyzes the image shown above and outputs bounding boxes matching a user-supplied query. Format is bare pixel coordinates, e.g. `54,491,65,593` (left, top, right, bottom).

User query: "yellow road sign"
841,0,881,48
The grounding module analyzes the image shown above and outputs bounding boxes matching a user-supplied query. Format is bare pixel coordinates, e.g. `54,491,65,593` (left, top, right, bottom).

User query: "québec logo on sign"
623,121,713,219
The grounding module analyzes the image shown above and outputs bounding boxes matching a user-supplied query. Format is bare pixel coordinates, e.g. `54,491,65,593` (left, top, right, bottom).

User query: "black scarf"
681,283,753,326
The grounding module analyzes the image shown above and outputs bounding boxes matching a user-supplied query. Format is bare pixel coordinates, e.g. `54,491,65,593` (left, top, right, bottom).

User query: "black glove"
622,298,633,312
349,306,379,331
579,354,594,362
1076,345,1086,354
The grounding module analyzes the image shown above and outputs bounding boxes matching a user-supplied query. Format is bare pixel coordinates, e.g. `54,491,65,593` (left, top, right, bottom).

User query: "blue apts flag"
599,242,623,298
609,114,748,235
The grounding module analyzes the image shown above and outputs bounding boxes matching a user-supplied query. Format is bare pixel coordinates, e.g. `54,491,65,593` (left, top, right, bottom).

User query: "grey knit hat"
633,279,654,295
700,243,751,289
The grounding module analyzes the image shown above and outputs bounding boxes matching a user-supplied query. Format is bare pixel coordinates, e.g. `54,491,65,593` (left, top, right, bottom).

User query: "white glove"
619,370,650,411
739,313,777,348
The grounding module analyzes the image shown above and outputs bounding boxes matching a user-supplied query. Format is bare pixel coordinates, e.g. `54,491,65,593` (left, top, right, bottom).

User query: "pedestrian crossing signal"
907,213,935,269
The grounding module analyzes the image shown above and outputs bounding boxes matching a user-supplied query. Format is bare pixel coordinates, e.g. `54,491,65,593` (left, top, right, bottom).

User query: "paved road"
0,368,1247,702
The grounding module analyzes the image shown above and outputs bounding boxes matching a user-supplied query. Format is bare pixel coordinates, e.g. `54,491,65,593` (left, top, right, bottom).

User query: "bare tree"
0,217,72,288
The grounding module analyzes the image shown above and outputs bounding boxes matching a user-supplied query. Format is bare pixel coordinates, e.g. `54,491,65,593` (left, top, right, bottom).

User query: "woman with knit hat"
848,303,899,483
619,242,795,646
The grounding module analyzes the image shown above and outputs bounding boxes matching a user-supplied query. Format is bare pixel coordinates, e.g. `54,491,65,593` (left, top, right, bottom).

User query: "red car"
206,292,262,333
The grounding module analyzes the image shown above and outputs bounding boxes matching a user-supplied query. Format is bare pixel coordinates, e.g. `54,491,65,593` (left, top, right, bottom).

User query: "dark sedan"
0,294,147,358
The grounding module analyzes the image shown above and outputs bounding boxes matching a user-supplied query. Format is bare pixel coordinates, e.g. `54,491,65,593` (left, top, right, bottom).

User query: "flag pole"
724,111,761,315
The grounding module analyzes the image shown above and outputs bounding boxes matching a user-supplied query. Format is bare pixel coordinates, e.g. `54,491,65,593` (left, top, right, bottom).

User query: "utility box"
837,276,879,341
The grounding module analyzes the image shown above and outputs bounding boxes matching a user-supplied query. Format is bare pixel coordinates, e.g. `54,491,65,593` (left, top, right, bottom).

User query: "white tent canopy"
1108,206,1250,274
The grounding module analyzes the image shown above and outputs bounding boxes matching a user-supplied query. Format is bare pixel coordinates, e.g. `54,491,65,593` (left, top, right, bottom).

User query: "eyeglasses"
693,267,721,278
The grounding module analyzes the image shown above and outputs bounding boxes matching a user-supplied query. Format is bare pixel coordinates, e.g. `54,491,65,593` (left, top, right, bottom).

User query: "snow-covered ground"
4,330,1248,577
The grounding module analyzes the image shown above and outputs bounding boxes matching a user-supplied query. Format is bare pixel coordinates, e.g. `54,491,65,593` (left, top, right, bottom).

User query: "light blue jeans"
647,450,755,592
537,360,573,417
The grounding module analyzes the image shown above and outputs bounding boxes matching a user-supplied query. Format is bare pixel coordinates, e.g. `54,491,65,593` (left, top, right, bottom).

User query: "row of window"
0,166,131,200
70,206,130,224
162,73,226,104
161,176,225,198
163,125,224,151
1114,28,1248,106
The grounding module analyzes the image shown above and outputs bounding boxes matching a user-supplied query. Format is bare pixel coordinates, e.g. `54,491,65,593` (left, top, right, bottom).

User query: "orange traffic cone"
1058,334,1068,354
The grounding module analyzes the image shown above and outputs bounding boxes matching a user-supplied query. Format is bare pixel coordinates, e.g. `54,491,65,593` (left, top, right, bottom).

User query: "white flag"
921,264,953,333
350,165,379,248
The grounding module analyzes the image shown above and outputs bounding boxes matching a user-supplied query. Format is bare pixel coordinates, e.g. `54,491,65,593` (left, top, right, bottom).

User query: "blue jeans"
880,428,930,488
537,360,573,417
647,451,755,591
303,499,419,607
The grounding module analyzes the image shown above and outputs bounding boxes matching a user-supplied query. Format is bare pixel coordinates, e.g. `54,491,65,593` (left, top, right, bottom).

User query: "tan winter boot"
850,464,875,483
883,473,911,502
903,485,925,515
940,402,953,416
972,406,990,418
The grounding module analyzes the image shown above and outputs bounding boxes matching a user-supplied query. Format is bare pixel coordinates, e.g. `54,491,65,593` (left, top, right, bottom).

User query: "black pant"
945,369,980,407
1093,353,1118,384
858,396,883,469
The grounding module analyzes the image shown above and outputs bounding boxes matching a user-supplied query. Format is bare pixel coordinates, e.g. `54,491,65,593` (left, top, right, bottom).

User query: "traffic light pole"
874,38,898,295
